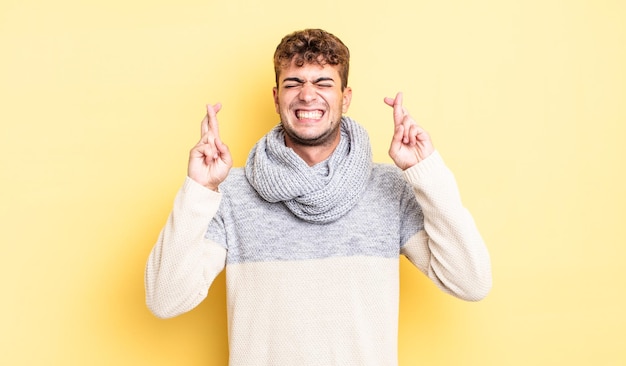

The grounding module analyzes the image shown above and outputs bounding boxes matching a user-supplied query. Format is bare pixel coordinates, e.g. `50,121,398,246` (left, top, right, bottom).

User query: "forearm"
402,151,492,301
145,177,226,318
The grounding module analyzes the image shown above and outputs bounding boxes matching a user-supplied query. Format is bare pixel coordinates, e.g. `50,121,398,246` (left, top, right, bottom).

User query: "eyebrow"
282,77,336,84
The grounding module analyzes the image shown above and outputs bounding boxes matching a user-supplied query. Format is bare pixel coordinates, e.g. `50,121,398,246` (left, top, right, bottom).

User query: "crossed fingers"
384,92,434,169
384,92,425,146
201,103,222,143
197,103,224,160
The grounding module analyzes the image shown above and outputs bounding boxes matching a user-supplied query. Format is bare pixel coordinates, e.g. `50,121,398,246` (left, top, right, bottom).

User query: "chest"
220,185,404,264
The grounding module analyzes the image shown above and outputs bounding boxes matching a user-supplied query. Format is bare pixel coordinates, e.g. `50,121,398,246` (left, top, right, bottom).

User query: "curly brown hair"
273,29,350,90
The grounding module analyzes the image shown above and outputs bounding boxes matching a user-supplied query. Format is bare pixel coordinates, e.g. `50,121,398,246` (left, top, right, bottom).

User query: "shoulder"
222,167,247,183
218,168,254,196
370,162,406,186
363,163,413,200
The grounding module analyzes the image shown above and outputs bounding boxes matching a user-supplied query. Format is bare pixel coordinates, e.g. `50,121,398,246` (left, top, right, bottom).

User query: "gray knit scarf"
245,116,373,224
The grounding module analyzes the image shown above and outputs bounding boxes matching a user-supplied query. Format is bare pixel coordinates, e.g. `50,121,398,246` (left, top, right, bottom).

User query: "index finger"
200,114,210,136
392,92,405,125
384,92,406,125
204,103,223,137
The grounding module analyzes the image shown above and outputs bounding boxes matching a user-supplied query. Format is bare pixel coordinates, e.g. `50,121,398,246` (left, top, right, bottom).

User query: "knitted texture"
146,150,493,366
245,116,372,224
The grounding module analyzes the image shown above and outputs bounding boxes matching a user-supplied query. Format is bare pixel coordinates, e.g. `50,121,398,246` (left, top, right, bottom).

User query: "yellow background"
1,0,624,365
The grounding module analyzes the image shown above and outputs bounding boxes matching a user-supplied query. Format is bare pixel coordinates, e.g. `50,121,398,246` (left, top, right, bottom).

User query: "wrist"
205,184,219,192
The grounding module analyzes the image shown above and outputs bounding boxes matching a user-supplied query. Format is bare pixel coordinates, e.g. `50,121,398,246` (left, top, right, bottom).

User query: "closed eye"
314,77,335,88
282,77,304,89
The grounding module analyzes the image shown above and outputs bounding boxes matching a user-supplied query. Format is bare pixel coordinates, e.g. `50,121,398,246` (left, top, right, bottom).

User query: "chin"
283,122,340,147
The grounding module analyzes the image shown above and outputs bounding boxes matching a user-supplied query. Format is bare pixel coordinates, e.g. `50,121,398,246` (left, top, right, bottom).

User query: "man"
145,28,492,365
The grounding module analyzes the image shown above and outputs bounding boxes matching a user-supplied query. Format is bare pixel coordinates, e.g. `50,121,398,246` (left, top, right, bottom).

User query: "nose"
298,82,317,103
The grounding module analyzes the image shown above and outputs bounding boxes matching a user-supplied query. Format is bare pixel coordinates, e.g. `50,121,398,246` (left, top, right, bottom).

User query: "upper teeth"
297,110,323,119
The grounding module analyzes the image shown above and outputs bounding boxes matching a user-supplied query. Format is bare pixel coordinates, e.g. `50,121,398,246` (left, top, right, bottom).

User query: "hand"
384,92,434,170
188,103,233,191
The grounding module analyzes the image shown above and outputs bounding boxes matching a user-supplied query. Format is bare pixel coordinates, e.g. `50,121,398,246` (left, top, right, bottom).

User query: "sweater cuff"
183,176,222,199
178,177,223,218
402,150,446,184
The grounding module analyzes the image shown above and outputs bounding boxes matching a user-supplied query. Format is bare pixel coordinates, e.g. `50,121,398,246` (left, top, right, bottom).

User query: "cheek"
276,91,294,108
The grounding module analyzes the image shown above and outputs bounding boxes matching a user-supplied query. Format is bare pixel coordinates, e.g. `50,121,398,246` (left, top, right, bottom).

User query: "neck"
285,133,341,166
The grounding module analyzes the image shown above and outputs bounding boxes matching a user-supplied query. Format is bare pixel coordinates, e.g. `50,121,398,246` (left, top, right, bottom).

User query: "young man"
145,28,492,365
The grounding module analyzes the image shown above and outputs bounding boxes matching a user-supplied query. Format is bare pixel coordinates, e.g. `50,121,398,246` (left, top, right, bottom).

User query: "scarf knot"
245,116,372,224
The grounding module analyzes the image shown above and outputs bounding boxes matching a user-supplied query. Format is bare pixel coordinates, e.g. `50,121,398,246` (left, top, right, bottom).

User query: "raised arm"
401,153,492,301
145,105,232,318
384,93,492,301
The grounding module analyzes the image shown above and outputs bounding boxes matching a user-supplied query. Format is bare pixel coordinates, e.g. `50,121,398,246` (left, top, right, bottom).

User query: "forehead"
278,59,341,82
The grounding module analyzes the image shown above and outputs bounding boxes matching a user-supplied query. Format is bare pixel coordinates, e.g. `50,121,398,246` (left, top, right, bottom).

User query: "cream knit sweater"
145,151,492,366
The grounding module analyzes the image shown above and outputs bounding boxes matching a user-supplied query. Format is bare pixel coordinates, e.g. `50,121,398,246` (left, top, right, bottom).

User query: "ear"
342,87,352,113
273,86,280,114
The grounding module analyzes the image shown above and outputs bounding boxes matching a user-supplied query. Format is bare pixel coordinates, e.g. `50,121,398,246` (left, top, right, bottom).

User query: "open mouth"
296,110,324,120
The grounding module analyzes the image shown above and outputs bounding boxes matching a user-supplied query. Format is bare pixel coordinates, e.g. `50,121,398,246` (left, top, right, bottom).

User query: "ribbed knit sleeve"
401,151,492,301
145,177,227,318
